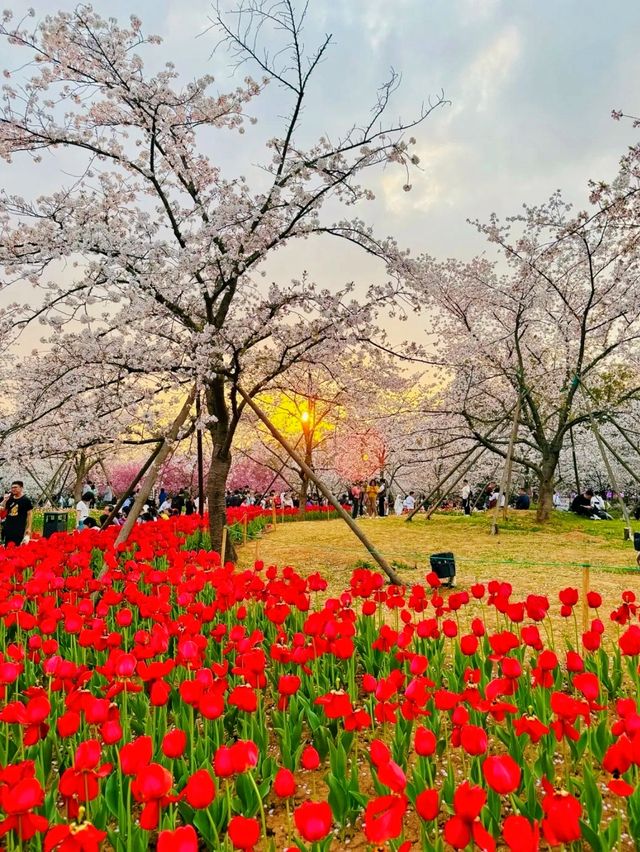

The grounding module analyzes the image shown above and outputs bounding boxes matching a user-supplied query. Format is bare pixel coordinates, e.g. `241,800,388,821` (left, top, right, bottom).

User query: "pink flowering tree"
0,3,444,553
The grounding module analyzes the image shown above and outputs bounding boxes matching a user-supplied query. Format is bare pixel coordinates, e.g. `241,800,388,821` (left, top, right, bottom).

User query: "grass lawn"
239,509,640,628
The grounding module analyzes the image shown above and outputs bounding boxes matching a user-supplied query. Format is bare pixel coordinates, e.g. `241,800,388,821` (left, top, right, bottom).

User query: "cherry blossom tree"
413,185,640,520
0,3,444,553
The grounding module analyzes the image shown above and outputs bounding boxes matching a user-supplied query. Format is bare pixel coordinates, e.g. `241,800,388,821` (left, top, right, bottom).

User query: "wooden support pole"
34,459,68,506
570,426,581,495
424,448,487,520
272,502,277,527
582,564,590,633
609,418,640,460
491,394,521,535
99,442,164,530
237,385,404,585
405,444,481,522
597,431,640,486
407,415,512,522
221,527,228,565
581,388,633,540
114,386,197,547
243,514,248,545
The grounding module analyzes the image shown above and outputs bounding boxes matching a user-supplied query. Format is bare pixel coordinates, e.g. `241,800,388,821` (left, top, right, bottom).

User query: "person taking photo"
1,480,33,546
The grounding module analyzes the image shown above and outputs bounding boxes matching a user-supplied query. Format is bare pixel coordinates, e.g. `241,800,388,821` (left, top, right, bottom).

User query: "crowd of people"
3,469,640,547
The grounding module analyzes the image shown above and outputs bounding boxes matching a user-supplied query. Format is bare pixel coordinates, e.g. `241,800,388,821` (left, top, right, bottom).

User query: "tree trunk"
72,451,88,503
207,450,235,562
536,456,558,522
298,474,309,515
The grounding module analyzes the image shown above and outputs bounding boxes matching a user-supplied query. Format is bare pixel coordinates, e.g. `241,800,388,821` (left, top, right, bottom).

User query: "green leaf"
579,819,603,852
104,771,121,820
581,762,602,831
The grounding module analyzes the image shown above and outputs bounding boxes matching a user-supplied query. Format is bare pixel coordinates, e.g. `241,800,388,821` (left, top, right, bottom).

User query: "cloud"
462,24,522,111
456,0,502,24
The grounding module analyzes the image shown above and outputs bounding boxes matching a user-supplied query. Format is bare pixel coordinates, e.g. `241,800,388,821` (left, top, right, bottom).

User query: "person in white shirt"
461,480,471,515
402,491,415,512
76,493,92,528
590,491,612,519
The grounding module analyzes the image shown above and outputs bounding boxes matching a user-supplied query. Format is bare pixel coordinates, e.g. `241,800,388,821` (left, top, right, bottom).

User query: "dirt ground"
238,510,640,634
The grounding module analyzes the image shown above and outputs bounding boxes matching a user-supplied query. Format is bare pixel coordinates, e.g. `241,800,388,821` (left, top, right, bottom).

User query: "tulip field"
1,516,640,850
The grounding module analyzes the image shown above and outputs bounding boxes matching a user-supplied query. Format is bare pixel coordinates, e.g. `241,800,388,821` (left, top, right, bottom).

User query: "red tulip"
162,729,187,759
273,768,296,798
540,779,581,845
182,769,215,809
414,726,437,756
213,745,234,778
120,736,153,776
314,690,353,719
131,763,173,831
502,815,539,852
482,755,521,794
363,793,407,843
44,821,106,851
56,710,80,738
0,777,48,840
278,674,301,696
586,591,602,608
228,815,260,850
460,724,488,755
294,801,332,842
59,740,112,805
415,788,439,821
377,759,407,793
460,634,479,655
369,738,391,767
301,745,320,770
156,825,199,852
559,588,578,607
453,781,486,822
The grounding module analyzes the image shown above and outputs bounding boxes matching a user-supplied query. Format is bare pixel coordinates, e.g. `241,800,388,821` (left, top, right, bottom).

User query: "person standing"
76,492,92,529
350,482,362,519
461,480,471,515
377,478,387,517
1,480,33,546
365,479,378,517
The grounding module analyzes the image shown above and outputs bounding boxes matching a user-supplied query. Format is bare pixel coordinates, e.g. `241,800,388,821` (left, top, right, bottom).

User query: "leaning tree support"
114,386,197,547
406,415,511,523
491,393,522,535
405,444,481,522
424,447,488,520
607,418,640,462
99,441,164,530
581,384,633,540
597,430,640,488
569,426,581,495
236,386,404,586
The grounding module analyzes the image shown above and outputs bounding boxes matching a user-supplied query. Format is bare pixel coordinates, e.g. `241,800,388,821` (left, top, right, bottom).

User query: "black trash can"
42,511,69,538
430,551,456,586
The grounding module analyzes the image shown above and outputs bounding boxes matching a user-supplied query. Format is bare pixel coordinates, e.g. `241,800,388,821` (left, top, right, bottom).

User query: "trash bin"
429,551,456,586
42,511,69,538
634,532,640,552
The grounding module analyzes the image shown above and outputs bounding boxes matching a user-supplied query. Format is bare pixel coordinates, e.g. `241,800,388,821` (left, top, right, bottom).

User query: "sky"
1,0,640,345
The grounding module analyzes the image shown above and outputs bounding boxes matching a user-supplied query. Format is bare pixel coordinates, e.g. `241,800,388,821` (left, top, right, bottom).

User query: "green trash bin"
42,511,69,538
